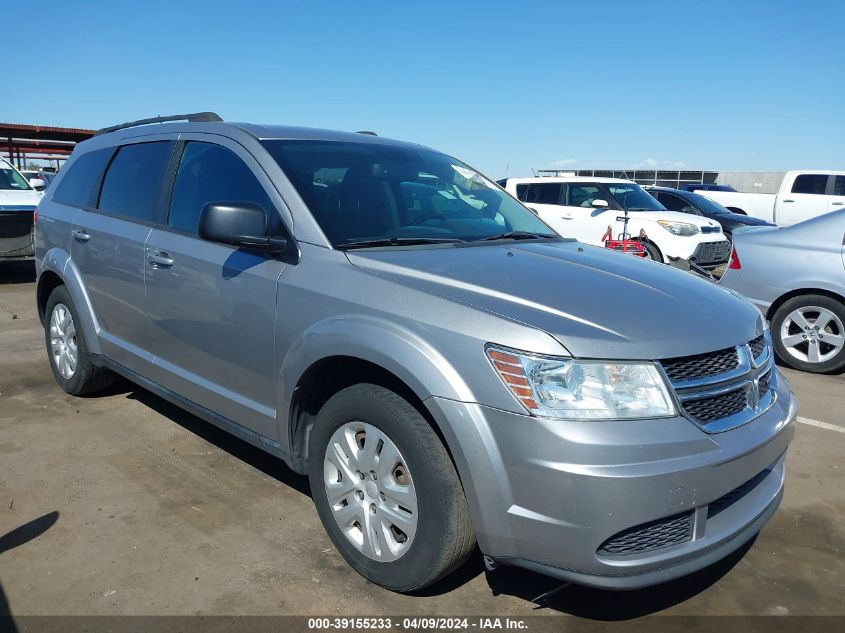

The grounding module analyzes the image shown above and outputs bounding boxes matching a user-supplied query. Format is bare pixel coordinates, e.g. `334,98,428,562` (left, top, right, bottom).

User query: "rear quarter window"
52,148,114,208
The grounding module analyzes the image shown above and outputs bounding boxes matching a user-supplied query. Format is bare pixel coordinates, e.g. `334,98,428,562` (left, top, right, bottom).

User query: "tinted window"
262,140,555,246
516,182,561,204
51,148,113,206
834,176,845,196
98,142,172,221
791,174,828,195
656,192,689,212
168,142,274,234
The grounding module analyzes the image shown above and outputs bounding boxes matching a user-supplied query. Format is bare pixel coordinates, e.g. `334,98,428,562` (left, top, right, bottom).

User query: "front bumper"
0,209,35,258
426,372,796,589
657,233,730,268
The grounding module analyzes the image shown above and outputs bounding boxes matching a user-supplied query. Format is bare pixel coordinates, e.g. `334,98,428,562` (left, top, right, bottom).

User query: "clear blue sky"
3,0,844,178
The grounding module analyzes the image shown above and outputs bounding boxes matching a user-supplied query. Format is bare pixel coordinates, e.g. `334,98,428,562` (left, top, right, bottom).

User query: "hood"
724,214,774,228
0,188,42,209
348,240,762,360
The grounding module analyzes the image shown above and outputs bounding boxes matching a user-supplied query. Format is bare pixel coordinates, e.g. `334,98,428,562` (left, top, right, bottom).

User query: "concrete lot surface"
1,260,843,620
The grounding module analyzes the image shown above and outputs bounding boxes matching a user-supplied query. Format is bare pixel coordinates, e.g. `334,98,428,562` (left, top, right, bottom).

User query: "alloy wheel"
50,303,78,379
779,306,845,364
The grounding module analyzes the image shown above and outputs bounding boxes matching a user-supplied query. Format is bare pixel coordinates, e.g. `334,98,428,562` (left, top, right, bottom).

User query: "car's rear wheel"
771,294,845,373
308,383,475,592
44,286,114,395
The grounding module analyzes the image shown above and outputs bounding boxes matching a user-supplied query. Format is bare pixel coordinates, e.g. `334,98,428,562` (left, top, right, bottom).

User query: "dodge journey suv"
35,113,796,592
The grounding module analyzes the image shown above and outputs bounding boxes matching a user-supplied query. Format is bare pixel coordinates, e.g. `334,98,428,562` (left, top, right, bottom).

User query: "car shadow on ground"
0,261,35,285
107,383,752,618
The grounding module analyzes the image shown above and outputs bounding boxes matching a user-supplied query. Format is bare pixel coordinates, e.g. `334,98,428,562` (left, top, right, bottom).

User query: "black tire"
771,294,845,374
642,240,662,262
44,285,114,395
308,383,475,592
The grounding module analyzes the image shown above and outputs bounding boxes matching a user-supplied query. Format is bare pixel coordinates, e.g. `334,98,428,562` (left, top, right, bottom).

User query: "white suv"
1,157,43,258
500,177,730,269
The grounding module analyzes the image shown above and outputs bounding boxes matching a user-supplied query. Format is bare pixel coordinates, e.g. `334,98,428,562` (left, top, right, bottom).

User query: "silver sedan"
720,209,845,373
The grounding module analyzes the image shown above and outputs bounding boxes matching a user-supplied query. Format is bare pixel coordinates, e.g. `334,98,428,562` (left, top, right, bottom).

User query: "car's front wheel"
771,294,845,373
308,383,475,592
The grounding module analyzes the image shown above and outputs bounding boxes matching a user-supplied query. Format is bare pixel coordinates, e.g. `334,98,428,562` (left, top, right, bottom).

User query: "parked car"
720,210,845,373
1,157,42,258
36,113,796,592
648,187,775,240
698,170,845,224
500,177,731,269
19,169,47,191
681,184,737,193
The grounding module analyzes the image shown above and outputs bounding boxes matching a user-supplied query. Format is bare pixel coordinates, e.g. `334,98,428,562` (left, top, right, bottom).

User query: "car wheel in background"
771,294,845,373
44,285,114,395
642,241,662,262
308,383,475,592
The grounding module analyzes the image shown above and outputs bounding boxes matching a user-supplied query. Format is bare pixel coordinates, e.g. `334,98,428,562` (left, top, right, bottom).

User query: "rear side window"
791,174,828,195
52,148,113,207
834,176,845,196
656,192,688,212
167,142,274,235
98,142,173,222
515,182,561,204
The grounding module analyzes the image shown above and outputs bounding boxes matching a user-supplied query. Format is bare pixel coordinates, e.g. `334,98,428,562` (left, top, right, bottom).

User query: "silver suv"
35,113,796,592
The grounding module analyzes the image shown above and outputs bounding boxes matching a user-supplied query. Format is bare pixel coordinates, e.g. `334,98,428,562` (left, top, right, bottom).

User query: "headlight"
487,347,676,420
657,220,699,236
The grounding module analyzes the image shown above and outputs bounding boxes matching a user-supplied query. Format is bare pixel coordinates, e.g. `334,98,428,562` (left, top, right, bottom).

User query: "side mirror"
29,178,46,191
198,201,287,253
591,199,609,208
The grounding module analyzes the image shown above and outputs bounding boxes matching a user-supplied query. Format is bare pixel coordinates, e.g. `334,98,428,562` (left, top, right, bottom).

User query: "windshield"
0,167,33,191
686,191,732,215
606,183,665,211
262,140,557,247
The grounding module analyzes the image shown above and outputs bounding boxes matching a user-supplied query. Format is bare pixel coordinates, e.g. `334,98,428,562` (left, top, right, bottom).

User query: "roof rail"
356,130,378,136
95,112,223,136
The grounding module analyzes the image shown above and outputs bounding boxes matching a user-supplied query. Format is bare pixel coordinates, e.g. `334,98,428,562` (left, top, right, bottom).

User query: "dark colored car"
649,187,775,238
681,184,737,193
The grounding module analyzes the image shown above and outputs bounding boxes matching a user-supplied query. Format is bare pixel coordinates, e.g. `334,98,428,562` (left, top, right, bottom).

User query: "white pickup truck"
500,177,731,269
700,170,845,225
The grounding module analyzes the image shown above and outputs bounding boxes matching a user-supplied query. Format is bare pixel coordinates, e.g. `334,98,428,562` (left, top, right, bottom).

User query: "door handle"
560,212,574,219
782,199,794,203
147,250,175,268
71,229,90,242
832,202,844,206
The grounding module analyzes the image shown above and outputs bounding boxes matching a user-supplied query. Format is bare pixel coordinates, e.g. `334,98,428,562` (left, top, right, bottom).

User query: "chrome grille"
660,347,739,383
598,512,693,556
661,334,775,433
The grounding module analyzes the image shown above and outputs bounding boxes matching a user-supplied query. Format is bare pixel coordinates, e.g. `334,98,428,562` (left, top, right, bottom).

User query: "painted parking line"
797,416,845,434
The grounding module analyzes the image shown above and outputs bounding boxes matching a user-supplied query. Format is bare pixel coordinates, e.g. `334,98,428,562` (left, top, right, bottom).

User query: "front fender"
276,314,474,446
39,247,102,356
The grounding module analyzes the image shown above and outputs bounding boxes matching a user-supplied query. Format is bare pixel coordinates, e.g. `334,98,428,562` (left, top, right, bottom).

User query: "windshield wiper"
477,231,557,242
337,237,466,250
